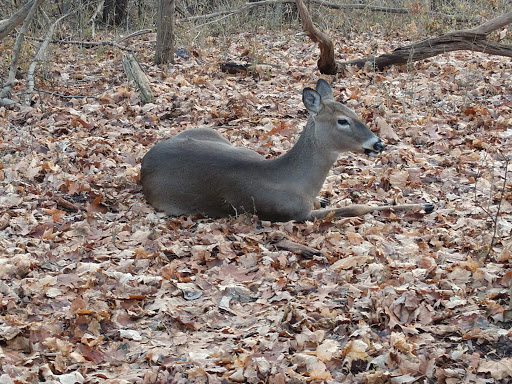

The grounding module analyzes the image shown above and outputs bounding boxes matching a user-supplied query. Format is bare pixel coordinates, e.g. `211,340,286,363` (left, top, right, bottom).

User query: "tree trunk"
154,0,175,65
102,0,128,27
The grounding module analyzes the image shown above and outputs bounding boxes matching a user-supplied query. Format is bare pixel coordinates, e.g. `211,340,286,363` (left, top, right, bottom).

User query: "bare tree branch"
89,0,105,39
295,0,336,74
182,0,474,23
0,0,46,101
0,0,36,40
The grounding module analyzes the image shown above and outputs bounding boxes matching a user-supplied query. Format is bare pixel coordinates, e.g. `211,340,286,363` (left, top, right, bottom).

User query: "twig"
275,239,321,259
33,87,100,99
190,13,235,30
473,170,494,219
117,29,153,43
484,154,509,260
55,39,136,52
25,36,137,52
474,152,510,260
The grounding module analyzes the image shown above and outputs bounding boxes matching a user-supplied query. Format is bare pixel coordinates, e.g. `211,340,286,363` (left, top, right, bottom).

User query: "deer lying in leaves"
141,79,433,221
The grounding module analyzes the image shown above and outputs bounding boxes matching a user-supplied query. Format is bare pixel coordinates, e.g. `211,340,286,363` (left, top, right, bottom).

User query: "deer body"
141,80,432,221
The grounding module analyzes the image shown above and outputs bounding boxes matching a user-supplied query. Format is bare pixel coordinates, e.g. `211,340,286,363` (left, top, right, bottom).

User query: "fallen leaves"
478,357,512,380
0,26,511,384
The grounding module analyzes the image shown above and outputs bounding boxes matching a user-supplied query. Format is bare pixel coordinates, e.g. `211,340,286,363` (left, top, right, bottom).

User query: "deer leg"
309,203,434,220
313,197,330,209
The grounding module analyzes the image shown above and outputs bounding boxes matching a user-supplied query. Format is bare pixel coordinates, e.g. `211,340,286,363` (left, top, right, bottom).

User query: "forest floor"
0,27,511,383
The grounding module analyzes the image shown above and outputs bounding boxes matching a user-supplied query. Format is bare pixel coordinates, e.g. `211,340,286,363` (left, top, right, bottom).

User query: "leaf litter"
0,28,511,383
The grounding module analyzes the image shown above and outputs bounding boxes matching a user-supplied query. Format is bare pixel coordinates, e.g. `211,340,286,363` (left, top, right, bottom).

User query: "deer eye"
337,119,350,126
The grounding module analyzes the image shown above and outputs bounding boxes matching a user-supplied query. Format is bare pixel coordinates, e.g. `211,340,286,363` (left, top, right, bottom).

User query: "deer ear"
303,88,322,113
315,79,334,100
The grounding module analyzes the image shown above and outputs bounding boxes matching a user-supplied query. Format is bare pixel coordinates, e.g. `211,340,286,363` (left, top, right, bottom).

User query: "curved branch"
295,0,336,74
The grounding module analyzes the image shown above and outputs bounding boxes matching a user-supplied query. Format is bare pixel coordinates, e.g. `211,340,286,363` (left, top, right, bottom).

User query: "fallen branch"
274,239,321,258
33,87,100,99
339,11,512,71
31,38,137,52
122,54,155,104
117,29,153,43
297,5,512,74
0,97,21,107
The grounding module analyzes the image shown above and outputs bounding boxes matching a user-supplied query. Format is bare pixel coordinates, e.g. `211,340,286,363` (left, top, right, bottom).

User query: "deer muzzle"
364,140,384,156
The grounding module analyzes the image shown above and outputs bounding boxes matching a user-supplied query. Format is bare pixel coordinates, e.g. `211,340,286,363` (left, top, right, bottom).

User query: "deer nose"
373,141,384,152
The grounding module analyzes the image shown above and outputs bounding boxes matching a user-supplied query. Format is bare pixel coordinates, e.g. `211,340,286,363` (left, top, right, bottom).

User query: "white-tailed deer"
141,79,433,221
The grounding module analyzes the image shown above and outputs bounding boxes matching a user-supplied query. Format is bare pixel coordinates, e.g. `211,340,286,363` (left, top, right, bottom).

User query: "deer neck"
270,118,339,198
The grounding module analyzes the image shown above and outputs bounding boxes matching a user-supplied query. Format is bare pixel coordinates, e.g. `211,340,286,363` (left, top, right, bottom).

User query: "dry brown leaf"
342,340,368,364
477,358,512,380
331,256,372,271
316,339,339,362
375,115,399,141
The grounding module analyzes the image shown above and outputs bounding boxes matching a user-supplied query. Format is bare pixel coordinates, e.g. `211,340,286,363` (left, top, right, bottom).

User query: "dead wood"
117,29,153,43
220,62,251,74
274,239,322,258
26,37,136,52
298,6,512,74
0,97,20,107
339,11,512,71
122,54,155,104
296,0,336,74
0,0,37,40
56,197,80,212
